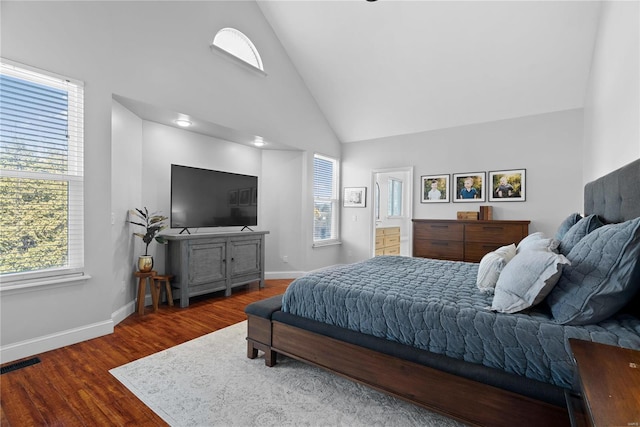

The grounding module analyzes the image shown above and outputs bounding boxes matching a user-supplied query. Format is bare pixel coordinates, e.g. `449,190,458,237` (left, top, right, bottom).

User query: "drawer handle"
432,242,449,246
431,225,449,229
483,226,504,230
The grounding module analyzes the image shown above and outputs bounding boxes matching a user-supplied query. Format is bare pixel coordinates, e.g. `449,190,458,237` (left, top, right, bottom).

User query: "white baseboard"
0,319,114,364
1,270,336,364
112,300,137,325
265,271,305,280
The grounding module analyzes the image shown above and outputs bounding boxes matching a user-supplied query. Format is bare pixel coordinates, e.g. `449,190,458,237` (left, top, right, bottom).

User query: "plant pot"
138,255,153,273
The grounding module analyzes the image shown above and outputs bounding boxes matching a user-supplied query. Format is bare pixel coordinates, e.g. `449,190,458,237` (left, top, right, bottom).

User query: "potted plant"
128,207,168,272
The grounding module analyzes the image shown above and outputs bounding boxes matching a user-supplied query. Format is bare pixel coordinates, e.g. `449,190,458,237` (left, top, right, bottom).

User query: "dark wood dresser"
412,219,530,262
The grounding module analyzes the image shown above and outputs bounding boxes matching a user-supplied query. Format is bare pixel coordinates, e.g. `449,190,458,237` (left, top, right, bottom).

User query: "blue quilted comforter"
282,256,640,389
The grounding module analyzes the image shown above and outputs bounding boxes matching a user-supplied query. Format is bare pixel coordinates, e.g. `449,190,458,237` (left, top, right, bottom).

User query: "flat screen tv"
170,164,258,231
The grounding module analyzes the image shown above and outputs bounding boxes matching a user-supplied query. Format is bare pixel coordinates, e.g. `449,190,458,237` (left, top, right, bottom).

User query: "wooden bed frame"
247,314,571,427
246,159,640,427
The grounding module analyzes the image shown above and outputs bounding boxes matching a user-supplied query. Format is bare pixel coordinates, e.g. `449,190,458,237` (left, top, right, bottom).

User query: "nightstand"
568,339,640,427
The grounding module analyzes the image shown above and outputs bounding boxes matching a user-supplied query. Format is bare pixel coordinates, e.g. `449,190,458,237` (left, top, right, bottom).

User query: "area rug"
110,321,466,426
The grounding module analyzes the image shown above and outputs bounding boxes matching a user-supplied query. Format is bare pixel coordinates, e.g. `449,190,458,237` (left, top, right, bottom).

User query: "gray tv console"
165,231,269,308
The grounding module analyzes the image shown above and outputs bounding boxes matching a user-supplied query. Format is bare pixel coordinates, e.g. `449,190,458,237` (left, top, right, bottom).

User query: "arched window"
212,28,264,71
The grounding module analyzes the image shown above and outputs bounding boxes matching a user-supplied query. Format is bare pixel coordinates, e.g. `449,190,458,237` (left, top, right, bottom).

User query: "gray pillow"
491,249,570,314
555,213,583,240
558,214,604,255
516,232,559,253
547,217,640,325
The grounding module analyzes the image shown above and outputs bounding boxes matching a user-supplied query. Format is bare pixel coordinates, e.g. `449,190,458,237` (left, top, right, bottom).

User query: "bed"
245,159,640,427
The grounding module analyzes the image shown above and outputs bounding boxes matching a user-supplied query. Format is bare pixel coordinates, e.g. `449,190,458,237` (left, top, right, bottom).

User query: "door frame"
371,166,414,258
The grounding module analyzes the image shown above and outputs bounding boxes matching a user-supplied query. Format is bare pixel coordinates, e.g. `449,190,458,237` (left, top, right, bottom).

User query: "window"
388,178,403,217
313,154,339,245
0,59,84,284
212,28,264,72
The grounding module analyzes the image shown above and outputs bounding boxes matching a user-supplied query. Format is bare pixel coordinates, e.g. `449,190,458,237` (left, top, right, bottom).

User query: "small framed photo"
489,169,526,202
453,172,486,202
239,188,251,206
228,189,238,206
343,187,366,208
421,174,449,203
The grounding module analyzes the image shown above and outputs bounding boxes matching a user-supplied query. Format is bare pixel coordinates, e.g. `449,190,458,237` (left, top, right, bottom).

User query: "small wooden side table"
569,338,640,427
134,270,158,315
152,274,174,309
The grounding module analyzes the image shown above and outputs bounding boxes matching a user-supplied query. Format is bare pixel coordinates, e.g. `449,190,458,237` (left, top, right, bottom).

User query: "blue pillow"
547,217,640,325
555,213,582,240
558,214,604,255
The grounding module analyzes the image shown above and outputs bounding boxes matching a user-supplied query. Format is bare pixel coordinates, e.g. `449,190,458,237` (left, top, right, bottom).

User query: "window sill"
0,273,91,296
312,240,342,248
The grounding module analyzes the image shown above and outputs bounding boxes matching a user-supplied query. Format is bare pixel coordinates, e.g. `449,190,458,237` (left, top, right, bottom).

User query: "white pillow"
491,249,570,314
476,244,516,294
516,232,559,253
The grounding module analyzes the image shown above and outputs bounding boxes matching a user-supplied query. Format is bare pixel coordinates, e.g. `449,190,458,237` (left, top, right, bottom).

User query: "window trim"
0,58,85,286
211,27,267,77
312,153,340,246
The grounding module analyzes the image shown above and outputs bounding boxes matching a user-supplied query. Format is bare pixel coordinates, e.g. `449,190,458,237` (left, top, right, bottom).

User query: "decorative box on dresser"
165,231,268,308
375,227,401,256
412,219,530,262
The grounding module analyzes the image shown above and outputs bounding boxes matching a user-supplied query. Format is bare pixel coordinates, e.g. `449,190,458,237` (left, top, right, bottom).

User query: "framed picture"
228,189,238,206
421,174,449,203
489,169,526,202
453,172,486,202
238,188,251,206
343,187,366,207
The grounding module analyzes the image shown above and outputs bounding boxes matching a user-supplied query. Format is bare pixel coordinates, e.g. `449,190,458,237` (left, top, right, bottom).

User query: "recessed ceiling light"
175,119,192,127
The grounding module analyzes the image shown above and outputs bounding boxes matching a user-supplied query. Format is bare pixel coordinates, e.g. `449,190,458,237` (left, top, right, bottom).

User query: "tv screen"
171,164,258,229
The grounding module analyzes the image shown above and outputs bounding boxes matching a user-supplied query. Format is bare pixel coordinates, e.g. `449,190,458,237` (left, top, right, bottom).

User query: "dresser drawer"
464,242,505,263
376,226,400,236
414,240,464,261
384,246,401,255
465,223,526,244
414,223,464,241
383,235,400,246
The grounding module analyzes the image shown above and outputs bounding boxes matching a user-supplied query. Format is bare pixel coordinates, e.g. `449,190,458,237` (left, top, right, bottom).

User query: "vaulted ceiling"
257,0,602,143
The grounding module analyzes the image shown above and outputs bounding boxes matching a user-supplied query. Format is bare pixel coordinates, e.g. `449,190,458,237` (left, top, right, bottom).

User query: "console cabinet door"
188,241,226,285
229,238,261,278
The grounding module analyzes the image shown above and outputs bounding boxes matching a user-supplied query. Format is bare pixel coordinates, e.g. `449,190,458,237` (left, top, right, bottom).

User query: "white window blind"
313,154,339,244
0,59,85,283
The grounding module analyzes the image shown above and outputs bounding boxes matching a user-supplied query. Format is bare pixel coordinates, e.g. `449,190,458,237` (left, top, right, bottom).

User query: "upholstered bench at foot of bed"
245,295,283,367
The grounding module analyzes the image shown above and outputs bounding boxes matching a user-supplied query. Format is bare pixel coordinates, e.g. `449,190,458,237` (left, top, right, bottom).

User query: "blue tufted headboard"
584,158,640,223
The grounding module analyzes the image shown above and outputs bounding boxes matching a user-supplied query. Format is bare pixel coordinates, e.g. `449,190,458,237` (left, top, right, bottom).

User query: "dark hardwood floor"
0,279,291,427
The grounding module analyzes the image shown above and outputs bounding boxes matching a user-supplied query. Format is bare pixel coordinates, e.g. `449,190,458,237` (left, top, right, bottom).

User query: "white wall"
111,100,144,320
341,109,584,262
262,150,306,276
583,0,640,181
0,1,340,363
